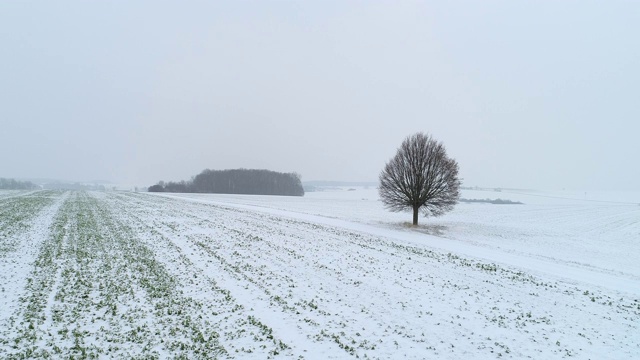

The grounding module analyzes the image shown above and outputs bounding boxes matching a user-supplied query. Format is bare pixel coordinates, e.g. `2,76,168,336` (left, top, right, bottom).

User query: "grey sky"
1,1,638,190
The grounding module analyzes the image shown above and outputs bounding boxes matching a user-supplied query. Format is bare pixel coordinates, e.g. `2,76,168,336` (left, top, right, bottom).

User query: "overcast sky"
1,1,638,190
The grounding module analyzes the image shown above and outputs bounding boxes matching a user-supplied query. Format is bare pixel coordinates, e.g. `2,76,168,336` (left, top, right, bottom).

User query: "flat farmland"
0,189,638,359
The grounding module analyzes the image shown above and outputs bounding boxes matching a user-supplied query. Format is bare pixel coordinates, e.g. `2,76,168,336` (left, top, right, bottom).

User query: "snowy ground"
0,189,638,359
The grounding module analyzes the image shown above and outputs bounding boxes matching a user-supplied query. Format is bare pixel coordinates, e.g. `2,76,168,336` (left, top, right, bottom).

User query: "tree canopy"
379,133,460,225
0,178,38,190
148,169,304,196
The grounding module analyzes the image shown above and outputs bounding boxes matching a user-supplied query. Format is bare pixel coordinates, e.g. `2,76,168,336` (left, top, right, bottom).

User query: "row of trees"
0,178,38,190
459,198,522,205
149,169,304,196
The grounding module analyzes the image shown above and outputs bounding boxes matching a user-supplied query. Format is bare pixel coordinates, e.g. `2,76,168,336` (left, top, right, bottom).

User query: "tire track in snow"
160,193,640,296
0,191,67,333
91,192,640,359
103,192,302,358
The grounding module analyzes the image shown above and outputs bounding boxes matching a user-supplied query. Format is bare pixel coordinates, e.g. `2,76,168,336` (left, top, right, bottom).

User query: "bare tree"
379,132,461,225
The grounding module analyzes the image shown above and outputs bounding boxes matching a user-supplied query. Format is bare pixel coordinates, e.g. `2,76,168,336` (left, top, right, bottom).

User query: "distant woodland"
149,169,304,196
0,178,38,190
459,198,523,205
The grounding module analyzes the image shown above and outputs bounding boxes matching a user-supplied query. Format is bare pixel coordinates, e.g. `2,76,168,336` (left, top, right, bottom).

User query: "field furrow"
1,190,638,359
102,192,640,359
0,191,66,339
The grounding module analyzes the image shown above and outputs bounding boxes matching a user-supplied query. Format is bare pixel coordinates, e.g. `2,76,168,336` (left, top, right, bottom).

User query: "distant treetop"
0,178,39,190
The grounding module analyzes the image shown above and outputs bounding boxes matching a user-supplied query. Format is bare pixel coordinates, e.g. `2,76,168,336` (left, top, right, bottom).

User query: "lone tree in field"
379,132,461,226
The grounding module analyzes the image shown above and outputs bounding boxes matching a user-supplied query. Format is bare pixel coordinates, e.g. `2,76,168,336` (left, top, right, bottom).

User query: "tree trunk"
412,205,419,226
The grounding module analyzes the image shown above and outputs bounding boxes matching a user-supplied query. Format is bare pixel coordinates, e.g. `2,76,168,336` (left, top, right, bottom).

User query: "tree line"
148,169,304,196
459,198,523,205
0,178,38,190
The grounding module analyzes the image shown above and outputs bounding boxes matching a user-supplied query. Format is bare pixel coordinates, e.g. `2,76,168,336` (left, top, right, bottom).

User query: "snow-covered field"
0,188,638,359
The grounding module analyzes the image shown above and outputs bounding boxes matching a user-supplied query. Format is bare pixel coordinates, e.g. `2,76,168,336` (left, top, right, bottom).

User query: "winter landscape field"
0,188,638,359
